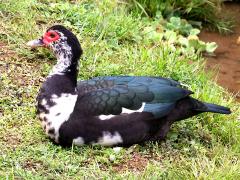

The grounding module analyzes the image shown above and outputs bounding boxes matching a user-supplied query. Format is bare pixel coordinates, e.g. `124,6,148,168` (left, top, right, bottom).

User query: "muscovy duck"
27,25,231,147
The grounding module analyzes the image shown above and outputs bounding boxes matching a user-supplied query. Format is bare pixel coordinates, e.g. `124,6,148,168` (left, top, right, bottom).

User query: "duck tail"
196,102,231,114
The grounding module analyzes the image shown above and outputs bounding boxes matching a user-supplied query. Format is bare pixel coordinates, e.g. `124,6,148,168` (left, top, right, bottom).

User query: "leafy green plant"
142,16,218,55
128,0,233,33
166,17,199,36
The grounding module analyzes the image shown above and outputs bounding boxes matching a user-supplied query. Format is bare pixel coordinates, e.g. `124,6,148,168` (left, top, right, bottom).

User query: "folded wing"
75,76,192,118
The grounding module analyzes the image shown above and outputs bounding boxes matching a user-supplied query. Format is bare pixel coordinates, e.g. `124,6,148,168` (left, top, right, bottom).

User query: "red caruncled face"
43,30,60,45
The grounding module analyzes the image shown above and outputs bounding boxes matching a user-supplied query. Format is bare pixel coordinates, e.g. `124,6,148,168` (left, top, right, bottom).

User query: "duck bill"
26,39,45,48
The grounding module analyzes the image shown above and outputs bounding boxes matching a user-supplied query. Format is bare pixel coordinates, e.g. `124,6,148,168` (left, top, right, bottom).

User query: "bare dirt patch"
113,152,149,172
0,42,16,74
199,2,240,101
23,159,46,171
0,42,44,87
1,133,22,148
0,42,15,58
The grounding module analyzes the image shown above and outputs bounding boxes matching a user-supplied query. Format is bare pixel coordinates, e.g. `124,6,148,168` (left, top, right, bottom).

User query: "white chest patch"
98,103,146,120
98,114,116,120
94,131,123,146
73,137,85,146
39,93,78,142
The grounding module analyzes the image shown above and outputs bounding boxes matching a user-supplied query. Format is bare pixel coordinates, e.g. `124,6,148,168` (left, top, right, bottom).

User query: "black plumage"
27,25,231,147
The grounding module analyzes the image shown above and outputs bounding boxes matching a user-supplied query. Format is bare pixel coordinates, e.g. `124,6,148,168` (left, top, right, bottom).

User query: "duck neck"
49,44,80,89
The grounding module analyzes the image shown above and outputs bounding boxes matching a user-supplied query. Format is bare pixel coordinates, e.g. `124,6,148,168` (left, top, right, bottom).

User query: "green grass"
0,0,240,179
128,0,234,33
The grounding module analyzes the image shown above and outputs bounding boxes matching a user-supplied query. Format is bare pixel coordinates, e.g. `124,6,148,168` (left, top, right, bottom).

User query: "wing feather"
75,76,192,117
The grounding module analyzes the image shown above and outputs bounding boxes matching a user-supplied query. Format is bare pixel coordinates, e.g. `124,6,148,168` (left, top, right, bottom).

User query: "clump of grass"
0,0,239,179
128,0,233,33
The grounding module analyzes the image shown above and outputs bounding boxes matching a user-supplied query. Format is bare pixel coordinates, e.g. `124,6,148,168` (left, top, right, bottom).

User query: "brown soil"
0,42,45,87
113,152,149,172
23,159,46,171
199,2,240,101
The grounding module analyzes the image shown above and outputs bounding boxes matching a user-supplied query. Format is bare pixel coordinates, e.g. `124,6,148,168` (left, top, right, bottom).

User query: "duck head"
27,25,82,75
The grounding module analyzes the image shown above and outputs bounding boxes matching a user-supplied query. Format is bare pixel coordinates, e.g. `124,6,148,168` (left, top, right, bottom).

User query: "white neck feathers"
49,41,74,76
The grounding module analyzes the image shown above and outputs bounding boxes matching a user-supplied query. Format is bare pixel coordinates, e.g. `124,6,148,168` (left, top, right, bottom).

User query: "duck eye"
43,30,60,44
49,33,56,38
